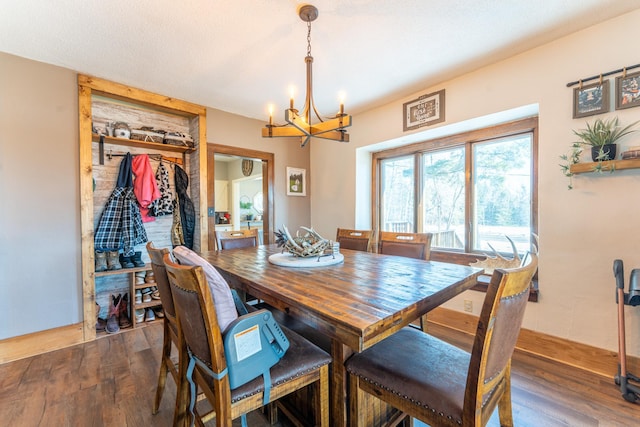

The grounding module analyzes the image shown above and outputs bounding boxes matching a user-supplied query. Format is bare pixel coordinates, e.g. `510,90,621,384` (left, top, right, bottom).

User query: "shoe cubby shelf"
135,300,163,310
95,264,151,277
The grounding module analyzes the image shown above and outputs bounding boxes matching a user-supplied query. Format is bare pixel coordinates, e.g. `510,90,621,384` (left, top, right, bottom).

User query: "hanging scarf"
149,160,174,216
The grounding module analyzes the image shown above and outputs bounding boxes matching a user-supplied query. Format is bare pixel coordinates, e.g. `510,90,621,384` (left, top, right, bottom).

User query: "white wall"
0,53,312,341
0,52,80,339
310,10,640,357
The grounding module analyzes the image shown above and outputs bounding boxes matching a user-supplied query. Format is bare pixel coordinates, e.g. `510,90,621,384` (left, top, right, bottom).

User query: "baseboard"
3,311,639,379
427,307,640,379
0,323,84,364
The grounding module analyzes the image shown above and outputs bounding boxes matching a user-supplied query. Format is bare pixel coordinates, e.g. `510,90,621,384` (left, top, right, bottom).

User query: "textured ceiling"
1,1,639,122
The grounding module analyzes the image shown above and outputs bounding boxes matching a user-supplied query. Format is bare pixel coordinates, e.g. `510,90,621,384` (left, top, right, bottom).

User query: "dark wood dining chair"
214,228,259,250
215,228,262,304
162,253,331,427
378,231,433,260
379,231,433,329
336,228,373,252
346,253,538,427
146,242,184,425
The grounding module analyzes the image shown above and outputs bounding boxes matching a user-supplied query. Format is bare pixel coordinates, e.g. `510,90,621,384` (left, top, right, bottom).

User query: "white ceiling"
1,1,639,122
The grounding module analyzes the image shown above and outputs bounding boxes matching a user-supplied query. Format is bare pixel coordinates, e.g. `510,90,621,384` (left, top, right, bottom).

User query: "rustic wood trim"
78,83,97,342
197,113,209,251
427,307,639,379
0,323,84,364
77,74,206,116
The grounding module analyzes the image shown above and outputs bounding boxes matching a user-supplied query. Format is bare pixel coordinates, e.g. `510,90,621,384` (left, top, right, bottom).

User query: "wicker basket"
131,128,165,143
164,132,194,148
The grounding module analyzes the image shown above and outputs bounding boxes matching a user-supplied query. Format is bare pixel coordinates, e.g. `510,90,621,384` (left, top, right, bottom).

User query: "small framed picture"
403,89,445,131
573,81,609,118
286,167,306,196
615,71,640,110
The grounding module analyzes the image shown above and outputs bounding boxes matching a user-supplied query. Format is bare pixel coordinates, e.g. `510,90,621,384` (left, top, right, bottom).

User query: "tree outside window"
376,117,537,258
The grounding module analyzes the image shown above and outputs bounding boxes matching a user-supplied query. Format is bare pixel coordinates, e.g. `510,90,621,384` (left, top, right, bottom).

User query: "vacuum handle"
614,259,625,290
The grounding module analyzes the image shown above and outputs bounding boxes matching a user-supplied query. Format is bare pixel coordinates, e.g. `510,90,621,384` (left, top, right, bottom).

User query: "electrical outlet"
464,300,473,313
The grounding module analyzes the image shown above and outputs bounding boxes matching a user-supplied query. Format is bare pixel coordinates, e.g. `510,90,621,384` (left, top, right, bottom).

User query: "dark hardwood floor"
0,321,638,426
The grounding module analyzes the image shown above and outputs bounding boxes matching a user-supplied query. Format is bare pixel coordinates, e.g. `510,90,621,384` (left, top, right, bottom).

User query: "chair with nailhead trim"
345,253,538,427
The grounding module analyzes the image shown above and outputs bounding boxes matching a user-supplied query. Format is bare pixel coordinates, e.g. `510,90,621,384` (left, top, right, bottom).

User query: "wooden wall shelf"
92,133,194,154
569,158,640,174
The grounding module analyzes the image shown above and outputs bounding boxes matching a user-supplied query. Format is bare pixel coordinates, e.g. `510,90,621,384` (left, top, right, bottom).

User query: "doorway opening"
207,144,274,250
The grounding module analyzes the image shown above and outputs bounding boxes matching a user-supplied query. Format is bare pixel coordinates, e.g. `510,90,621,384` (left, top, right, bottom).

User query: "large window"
374,117,537,259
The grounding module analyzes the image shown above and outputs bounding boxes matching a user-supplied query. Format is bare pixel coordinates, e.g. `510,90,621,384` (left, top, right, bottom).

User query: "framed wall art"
286,167,306,196
615,71,640,110
573,81,609,118
403,89,445,131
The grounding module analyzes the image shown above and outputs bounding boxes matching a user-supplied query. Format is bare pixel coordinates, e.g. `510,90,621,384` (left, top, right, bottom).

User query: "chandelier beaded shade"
261,4,352,147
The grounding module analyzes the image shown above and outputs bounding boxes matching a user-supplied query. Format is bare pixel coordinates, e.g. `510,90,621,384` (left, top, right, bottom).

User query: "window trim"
372,117,539,300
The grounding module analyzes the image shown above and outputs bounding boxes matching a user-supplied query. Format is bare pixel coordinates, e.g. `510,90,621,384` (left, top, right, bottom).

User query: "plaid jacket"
95,153,148,254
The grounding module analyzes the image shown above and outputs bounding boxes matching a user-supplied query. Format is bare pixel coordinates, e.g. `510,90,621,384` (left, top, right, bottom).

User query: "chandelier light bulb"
289,85,296,109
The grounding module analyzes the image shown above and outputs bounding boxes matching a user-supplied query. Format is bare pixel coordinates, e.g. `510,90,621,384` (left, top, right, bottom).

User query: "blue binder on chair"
224,289,290,406
185,291,290,427
223,308,290,390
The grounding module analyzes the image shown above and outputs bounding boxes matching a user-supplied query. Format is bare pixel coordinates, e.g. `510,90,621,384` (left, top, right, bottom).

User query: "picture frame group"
572,69,640,118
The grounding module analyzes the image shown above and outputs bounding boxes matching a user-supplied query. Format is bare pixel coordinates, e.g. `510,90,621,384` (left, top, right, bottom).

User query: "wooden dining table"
201,244,482,427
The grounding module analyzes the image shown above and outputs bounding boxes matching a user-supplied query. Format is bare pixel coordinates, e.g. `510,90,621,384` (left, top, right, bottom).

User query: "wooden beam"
77,74,206,116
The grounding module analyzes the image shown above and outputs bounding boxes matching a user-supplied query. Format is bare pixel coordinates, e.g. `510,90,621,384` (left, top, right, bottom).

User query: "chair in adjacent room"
214,228,259,250
345,253,538,427
378,231,433,260
336,228,373,252
214,228,261,304
163,253,331,427
146,242,183,424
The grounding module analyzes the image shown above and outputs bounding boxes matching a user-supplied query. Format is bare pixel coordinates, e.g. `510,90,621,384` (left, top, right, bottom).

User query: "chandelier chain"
306,20,312,57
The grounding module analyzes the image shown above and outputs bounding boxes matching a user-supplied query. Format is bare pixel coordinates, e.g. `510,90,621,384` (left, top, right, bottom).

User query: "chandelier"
262,4,352,147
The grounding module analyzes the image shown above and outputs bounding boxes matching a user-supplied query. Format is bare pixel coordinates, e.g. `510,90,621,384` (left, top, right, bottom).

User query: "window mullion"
415,153,423,233
465,142,473,253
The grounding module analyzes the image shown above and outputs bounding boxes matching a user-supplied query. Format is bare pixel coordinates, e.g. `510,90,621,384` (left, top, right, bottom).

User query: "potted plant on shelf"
560,117,639,189
574,117,639,162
